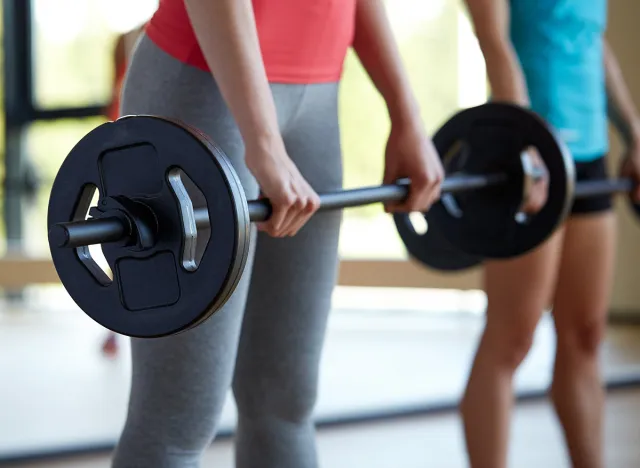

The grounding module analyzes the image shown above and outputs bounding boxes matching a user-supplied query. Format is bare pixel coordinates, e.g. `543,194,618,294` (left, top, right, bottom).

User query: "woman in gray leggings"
112,1,445,467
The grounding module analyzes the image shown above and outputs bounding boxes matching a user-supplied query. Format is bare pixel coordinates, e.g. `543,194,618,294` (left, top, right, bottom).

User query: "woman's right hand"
245,136,321,237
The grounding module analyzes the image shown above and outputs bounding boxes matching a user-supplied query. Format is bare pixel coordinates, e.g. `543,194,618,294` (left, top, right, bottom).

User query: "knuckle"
278,189,295,207
416,171,430,182
293,197,306,210
265,226,278,237
309,197,321,211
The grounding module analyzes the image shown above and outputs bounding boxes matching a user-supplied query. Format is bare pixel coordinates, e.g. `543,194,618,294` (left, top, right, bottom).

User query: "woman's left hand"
621,142,640,202
382,120,444,213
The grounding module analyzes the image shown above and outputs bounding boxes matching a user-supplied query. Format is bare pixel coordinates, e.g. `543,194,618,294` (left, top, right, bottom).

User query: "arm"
604,40,640,147
183,0,320,238
183,0,281,156
464,0,548,213
104,34,126,118
351,0,444,213
351,0,420,124
463,0,529,106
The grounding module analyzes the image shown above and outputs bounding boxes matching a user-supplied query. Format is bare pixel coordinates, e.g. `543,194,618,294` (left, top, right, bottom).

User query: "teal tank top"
509,0,608,161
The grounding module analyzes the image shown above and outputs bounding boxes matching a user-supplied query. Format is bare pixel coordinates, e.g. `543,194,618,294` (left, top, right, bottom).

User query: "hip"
122,34,342,133
121,34,344,193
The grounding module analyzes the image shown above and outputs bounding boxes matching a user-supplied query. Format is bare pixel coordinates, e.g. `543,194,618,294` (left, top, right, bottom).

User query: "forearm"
604,41,640,146
184,0,280,151
351,0,419,124
462,0,528,106
482,43,529,106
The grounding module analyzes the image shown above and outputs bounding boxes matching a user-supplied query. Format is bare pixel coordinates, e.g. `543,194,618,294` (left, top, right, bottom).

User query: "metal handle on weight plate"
50,172,510,249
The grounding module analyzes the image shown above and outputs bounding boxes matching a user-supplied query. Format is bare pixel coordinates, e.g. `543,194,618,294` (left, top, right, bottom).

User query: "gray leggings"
112,34,343,468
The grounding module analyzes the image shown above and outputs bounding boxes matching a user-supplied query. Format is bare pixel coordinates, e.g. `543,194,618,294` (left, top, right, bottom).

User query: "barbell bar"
574,178,634,198
49,172,511,250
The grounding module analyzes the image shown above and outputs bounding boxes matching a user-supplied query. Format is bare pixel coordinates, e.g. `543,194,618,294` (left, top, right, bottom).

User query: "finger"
522,183,546,214
408,185,433,213
382,165,398,213
280,180,315,236
394,176,426,213
268,193,295,237
424,174,443,210
287,195,320,236
281,196,308,237
525,194,542,214
289,187,320,236
411,173,442,212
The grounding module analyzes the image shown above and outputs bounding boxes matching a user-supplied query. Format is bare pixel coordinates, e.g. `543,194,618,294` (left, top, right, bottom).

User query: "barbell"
45,103,632,338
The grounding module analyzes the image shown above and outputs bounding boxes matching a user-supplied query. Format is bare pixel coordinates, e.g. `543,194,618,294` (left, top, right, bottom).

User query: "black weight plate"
428,102,575,259
394,212,482,272
48,116,250,338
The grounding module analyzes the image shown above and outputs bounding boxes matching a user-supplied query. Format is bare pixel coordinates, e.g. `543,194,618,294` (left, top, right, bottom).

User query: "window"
0,3,6,254
31,0,157,109
20,0,159,256
23,118,106,257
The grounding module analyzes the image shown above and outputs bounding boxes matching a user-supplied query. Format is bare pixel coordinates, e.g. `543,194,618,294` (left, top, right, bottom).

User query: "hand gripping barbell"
47,102,595,338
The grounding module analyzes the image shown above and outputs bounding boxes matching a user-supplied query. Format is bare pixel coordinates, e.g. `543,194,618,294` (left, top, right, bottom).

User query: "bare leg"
550,212,616,468
460,229,565,468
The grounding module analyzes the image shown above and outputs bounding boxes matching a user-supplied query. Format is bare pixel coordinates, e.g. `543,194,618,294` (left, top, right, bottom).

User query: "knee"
233,374,318,425
556,316,605,357
113,402,219,465
483,318,537,370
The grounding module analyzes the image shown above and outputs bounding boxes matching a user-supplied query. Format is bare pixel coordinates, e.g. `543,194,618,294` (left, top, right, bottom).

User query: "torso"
509,0,609,160
145,0,358,84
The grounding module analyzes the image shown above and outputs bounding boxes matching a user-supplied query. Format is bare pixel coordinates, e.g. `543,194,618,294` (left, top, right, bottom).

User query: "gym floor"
5,389,640,468
2,286,640,467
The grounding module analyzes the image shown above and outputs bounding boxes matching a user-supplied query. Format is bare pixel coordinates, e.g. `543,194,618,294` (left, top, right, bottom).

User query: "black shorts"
570,156,613,215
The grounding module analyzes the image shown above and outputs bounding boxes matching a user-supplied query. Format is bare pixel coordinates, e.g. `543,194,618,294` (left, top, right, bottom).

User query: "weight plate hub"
394,212,483,271
427,103,575,259
47,116,250,338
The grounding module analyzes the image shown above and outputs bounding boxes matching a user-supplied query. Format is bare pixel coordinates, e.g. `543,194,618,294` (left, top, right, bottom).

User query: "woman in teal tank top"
461,1,640,467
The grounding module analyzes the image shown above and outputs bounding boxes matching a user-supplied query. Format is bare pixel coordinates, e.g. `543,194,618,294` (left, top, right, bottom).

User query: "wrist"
243,122,282,151
628,120,640,148
243,128,285,165
387,95,422,129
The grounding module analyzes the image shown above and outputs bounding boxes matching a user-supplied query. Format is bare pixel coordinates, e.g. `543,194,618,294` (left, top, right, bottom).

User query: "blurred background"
1,0,640,467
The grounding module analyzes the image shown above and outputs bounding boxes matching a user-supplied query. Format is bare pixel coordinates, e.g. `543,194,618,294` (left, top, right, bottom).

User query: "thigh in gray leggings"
111,34,343,468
